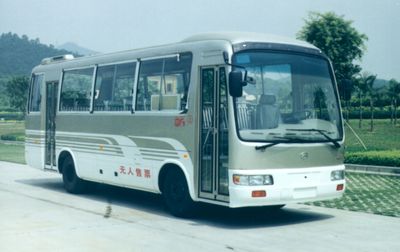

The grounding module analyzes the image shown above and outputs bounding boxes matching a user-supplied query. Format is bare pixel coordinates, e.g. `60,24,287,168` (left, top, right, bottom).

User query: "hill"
0,32,76,76
57,42,98,56
373,78,389,89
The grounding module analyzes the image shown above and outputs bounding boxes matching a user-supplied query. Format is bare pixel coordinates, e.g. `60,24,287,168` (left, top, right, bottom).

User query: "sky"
1,0,399,80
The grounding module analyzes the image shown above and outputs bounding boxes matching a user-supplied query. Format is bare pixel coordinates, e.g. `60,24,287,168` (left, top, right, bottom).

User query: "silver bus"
26,32,345,217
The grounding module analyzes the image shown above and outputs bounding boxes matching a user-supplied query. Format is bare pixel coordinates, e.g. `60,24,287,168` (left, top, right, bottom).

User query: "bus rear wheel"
62,157,86,194
162,169,195,217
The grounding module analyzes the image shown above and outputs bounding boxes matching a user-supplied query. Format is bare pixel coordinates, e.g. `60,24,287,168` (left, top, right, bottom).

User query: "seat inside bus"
255,94,280,129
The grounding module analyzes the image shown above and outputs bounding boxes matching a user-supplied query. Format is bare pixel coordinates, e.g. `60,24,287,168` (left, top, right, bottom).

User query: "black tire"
268,204,285,210
162,169,195,217
62,157,86,194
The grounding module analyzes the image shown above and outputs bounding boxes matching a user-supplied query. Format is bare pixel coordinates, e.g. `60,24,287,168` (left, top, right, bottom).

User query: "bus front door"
199,67,229,202
45,81,58,170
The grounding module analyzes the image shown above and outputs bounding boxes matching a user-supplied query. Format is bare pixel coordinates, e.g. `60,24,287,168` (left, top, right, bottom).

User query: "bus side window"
114,63,135,111
28,74,44,112
136,60,162,111
136,53,192,112
94,62,136,112
60,68,94,112
94,65,114,111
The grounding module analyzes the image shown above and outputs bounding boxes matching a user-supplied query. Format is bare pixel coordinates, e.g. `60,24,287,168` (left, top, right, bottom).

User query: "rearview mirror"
229,71,243,97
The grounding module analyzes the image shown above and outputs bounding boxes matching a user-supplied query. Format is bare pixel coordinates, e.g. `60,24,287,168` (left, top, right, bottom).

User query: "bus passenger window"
28,74,44,112
136,53,192,112
60,68,94,112
94,62,136,112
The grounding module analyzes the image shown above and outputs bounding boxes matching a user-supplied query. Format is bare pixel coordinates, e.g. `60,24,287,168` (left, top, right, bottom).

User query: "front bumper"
228,165,345,208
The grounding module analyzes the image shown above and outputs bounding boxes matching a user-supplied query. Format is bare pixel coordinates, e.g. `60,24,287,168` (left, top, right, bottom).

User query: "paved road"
0,161,399,252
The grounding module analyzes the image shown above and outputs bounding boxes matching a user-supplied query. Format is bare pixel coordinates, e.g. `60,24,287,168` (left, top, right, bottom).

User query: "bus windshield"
232,51,343,143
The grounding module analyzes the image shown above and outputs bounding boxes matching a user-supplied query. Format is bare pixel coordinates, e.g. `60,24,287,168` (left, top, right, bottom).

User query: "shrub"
16,135,25,141
0,133,24,142
0,112,24,120
345,150,400,167
0,134,17,141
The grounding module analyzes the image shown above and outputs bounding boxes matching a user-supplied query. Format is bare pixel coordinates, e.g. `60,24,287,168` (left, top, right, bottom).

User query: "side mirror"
229,71,243,97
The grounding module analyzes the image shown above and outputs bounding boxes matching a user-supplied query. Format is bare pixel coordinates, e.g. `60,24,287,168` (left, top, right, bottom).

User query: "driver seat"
256,94,280,129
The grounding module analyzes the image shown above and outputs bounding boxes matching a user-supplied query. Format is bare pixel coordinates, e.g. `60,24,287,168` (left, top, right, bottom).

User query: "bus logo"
300,152,309,160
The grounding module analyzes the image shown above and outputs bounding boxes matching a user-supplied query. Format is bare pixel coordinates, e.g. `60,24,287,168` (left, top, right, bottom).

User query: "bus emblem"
300,152,309,160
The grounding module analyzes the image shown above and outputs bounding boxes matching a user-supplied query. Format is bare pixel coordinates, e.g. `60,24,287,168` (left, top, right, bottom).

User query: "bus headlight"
233,174,274,186
249,175,264,186
330,170,345,181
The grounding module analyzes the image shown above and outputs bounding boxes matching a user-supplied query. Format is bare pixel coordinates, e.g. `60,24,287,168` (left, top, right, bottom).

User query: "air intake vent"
41,54,74,65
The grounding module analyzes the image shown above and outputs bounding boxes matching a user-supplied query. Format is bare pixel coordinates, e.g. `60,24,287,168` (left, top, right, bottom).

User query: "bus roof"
182,32,318,50
34,32,320,71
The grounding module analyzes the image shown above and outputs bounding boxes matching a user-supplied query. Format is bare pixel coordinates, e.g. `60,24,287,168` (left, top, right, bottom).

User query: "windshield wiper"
286,128,341,148
254,136,306,151
255,142,281,151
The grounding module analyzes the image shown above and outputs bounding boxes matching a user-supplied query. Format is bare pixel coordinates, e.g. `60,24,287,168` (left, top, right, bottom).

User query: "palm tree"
353,78,363,129
356,72,376,131
387,79,400,125
313,87,326,119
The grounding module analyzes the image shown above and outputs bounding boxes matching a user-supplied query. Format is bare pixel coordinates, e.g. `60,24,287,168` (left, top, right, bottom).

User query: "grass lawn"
0,121,26,164
0,143,25,164
0,120,25,141
344,119,400,152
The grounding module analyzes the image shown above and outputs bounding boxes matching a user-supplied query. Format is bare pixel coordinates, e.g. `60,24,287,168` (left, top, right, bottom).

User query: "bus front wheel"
162,169,195,217
62,157,86,194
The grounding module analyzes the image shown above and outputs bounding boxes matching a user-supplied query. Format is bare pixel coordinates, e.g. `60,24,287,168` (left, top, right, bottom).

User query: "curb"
345,163,400,176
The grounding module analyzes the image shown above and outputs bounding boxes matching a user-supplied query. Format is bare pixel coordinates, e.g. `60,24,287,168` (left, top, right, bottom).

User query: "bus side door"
199,66,229,201
45,81,58,170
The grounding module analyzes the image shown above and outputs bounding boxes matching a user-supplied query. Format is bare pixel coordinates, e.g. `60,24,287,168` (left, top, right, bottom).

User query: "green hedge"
345,150,400,167
342,110,396,119
0,107,18,112
0,134,17,141
0,112,24,120
0,134,24,141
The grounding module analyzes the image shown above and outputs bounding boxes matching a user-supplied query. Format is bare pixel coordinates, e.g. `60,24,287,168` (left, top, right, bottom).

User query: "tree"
354,73,375,128
0,77,11,108
356,72,377,131
313,87,326,118
6,76,29,114
0,32,75,76
297,12,368,102
353,77,364,128
387,79,400,125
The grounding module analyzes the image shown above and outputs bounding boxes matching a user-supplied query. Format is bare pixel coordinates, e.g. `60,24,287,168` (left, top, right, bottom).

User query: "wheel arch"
158,162,196,201
57,148,77,174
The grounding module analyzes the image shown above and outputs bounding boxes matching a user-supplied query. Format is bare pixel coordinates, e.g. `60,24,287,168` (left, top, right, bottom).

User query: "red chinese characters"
174,117,185,127
127,167,134,175
135,168,142,177
118,166,150,179
144,169,151,178
119,166,126,174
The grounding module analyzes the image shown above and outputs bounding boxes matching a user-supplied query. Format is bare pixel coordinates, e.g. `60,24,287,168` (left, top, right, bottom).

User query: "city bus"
25,32,345,217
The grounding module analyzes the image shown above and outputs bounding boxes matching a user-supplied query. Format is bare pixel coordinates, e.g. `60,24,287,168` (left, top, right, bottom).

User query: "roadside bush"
0,133,24,142
345,150,400,167
0,134,17,141
0,107,18,112
342,109,394,119
0,112,24,120
16,135,25,141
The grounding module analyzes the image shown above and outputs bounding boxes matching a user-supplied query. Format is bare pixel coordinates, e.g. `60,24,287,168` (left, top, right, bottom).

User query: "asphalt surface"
0,161,399,252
